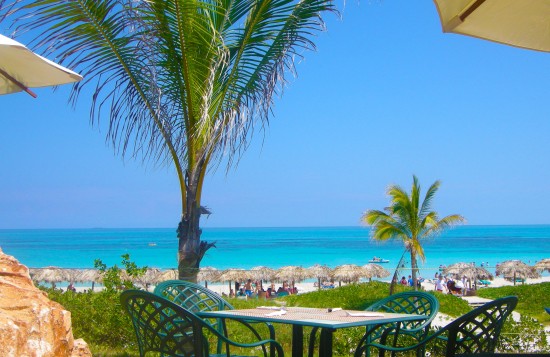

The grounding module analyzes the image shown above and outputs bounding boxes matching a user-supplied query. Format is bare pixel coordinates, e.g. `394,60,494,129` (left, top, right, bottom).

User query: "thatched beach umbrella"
496,260,540,285
65,268,84,284
31,267,69,288
78,269,101,291
131,268,162,289
534,258,550,273
250,266,276,286
275,266,308,288
308,264,332,291
157,269,178,282
444,262,493,289
197,267,220,288
332,264,367,286
219,268,249,292
362,263,390,281
443,262,472,276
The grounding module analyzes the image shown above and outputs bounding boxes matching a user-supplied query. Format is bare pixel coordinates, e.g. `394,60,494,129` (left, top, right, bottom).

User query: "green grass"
476,282,550,324
45,281,549,356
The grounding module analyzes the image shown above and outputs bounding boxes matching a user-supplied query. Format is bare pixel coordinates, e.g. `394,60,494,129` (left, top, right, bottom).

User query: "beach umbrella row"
28,263,393,289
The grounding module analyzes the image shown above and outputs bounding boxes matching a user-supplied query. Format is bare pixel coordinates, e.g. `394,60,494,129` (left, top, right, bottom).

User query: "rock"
71,339,93,357
0,248,92,357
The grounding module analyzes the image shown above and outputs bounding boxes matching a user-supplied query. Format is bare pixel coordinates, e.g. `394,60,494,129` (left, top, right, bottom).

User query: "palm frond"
419,179,440,219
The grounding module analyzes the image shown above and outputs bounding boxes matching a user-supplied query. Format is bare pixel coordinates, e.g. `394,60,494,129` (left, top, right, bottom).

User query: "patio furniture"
121,289,284,357
198,306,425,357
154,280,275,352
351,291,439,357
356,296,518,357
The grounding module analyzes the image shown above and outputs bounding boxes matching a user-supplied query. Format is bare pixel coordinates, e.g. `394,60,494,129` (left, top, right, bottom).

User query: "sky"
1,1,550,229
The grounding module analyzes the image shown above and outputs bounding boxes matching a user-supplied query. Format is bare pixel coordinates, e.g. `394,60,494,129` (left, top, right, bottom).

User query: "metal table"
198,306,425,357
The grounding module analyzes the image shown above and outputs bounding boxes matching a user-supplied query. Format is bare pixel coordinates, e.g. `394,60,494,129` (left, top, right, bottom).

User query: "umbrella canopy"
78,269,101,283
308,264,333,291
157,269,178,282
362,263,391,279
197,266,220,286
308,264,332,280
332,264,367,282
218,268,249,283
534,258,550,273
0,34,82,97
65,268,84,283
131,268,162,287
496,260,540,284
250,266,276,282
30,266,69,283
444,262,493,289
275,266,308,282
442,262,473,276
433,0,550,53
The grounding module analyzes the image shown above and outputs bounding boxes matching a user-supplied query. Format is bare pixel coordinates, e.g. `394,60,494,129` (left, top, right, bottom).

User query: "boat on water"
148,242,157,247
368,257,389,264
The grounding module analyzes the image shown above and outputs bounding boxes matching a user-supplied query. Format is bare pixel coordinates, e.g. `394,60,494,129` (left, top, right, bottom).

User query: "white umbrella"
433,0,550,53
0,34,82,97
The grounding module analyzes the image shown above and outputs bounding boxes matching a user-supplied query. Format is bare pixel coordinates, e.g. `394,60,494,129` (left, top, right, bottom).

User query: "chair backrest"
121,289,209,357
366,291,440,334
154,279,234,313
439,295,518,356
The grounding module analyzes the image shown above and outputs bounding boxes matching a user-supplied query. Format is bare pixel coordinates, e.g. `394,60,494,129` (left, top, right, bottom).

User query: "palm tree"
362,176,465,290
0,0,336,281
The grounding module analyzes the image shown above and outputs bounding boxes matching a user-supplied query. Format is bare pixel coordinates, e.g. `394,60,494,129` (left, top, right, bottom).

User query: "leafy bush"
43,278,549,356
44,288,138,356
477,282,550,324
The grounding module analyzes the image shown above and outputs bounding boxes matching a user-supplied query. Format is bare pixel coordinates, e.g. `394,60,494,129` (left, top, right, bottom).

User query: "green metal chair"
353,291,440,357
121,289,284,357
356,296,518,357
154,280,275,353
308,291,438,357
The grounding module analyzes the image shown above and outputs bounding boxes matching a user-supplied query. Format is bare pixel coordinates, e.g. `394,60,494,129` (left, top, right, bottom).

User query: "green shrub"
477,282,550,324
44,288,139,356
43,279,549,356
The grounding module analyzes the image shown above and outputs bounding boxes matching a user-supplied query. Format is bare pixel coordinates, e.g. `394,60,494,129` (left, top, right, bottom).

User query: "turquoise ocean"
0,225,549,280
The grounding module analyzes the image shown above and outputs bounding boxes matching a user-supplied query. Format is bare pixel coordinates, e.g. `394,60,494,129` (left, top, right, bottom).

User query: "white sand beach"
189,276,550,297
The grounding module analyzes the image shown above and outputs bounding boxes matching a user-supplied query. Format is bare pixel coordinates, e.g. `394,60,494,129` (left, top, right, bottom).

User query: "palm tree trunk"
176,178,215,281
410,251,419,291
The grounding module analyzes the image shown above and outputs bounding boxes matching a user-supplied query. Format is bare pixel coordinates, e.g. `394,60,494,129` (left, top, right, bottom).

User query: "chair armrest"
204,316,283,357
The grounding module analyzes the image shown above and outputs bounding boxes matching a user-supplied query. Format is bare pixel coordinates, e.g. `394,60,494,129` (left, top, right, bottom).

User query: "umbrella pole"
0,68,38,98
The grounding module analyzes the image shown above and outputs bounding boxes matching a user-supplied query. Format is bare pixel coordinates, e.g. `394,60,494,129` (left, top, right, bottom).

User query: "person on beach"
435,275,445,292
244,279,253,296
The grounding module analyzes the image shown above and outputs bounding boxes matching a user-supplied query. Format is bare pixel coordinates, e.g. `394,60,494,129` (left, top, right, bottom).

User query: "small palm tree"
362,176,465,290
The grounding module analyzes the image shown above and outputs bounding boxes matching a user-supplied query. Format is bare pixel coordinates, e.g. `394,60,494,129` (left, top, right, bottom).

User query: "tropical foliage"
44,281,550,356
0,0,336,280
362,176,465,290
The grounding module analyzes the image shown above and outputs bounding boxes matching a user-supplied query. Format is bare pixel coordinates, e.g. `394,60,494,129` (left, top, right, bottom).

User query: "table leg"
292,325,304,357
319,328,335,357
